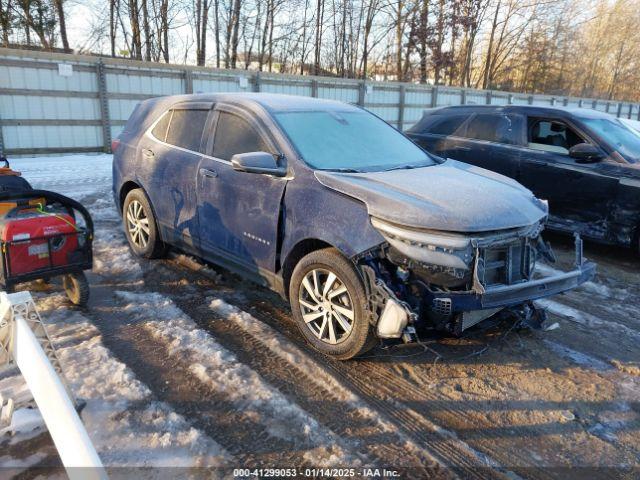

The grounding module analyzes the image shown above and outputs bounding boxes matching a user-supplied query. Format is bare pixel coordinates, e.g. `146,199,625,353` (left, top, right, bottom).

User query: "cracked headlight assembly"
371,217,474,270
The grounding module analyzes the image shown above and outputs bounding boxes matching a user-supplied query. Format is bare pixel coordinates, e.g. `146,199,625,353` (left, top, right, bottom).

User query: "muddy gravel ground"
1,156,639,479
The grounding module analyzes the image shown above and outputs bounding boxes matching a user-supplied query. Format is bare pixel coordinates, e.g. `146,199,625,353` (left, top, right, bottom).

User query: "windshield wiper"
329,168,364,173
382,163,431,172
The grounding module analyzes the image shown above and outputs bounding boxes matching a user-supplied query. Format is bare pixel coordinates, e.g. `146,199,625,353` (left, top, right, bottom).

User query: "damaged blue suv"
113,93,595,359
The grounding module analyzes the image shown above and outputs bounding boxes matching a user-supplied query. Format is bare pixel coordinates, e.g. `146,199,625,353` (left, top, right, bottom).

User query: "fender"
280,178,385,264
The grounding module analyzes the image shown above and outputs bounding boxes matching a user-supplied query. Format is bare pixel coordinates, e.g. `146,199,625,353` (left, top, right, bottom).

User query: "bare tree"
109,0,118,56
313,0,324,75
53,0,68,51
141,0,151,60
127,0,143,59
195,0,210,65
0,0,14,46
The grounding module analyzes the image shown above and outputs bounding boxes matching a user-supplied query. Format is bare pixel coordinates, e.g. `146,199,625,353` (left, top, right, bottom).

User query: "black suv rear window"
425,115,468,136
464,113,517,144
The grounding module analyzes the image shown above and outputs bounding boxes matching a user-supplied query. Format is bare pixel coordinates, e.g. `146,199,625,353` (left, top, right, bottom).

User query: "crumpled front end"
360,217,596,339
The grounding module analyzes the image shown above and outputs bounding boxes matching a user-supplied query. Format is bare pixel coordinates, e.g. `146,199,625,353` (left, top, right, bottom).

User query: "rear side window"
464,113,517,144
424,115,468,136
165,109,209,152
213,112,270,161
151,111,172,141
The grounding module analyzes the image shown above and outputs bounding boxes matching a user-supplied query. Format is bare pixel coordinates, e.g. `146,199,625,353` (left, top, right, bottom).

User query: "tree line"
1,0,639,102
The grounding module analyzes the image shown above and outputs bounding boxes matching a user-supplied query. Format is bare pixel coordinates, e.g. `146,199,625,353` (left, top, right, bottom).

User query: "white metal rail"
0,291,106,480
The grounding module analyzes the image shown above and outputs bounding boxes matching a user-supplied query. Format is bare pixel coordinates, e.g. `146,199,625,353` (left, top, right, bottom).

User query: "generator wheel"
63,272,89,306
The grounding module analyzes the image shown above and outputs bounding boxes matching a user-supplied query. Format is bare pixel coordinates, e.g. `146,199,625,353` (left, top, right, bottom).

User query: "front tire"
289,248,375,360
122,188,166,258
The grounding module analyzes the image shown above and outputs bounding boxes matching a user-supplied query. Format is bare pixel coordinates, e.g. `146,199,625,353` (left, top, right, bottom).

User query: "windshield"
581,117,640,163
274,110,435,172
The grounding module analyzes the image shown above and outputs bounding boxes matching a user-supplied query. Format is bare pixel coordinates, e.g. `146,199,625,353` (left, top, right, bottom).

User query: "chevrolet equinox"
113,93,595,359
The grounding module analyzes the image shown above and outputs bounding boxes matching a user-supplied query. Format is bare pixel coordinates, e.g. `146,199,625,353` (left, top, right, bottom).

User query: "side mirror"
569,143,604,163
231,152,286,176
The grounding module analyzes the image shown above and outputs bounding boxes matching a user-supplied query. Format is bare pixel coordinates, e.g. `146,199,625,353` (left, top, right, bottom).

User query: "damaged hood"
315,159,547,232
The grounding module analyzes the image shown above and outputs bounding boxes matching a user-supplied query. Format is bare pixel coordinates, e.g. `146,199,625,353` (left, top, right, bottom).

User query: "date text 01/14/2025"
232,468,401,477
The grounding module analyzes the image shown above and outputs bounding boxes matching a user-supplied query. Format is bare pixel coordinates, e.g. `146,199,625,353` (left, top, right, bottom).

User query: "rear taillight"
111,138,121,153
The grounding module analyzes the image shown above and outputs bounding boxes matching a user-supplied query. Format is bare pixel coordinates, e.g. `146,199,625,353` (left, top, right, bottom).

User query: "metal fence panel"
193,75,245,94
3,124,101,150
1,94,99,120
510,95,528,105
261,80,312,97
2,64,96,92
437,89,463,106
464,91,487,105
317,83,359,103
1,47,639,156
491,93,509,105
106,70,183,95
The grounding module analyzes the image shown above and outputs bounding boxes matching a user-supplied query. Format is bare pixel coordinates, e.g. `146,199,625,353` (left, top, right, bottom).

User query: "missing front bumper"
366,232,596,338
424,259,595,320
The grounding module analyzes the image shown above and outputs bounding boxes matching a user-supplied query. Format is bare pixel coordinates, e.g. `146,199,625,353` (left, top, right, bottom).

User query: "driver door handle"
200,168,218,178
142,148,154,159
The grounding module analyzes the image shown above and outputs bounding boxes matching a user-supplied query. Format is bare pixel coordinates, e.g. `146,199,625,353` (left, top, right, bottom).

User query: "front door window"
527,119,585,156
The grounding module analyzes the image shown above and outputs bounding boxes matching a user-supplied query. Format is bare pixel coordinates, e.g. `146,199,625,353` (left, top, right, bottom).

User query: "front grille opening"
479,240,533,287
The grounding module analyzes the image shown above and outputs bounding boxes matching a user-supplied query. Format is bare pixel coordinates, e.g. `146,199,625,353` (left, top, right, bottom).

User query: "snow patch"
208,298,362,404
92,227,143,281
9,154,113,201
1,292,227,469
115,290,361,466
542,340,611,371
207,298,494,471
537,298,640,341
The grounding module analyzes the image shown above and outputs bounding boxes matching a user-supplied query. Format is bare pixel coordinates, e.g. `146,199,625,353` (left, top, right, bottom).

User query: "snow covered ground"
1,155,228,473
0,154,638,478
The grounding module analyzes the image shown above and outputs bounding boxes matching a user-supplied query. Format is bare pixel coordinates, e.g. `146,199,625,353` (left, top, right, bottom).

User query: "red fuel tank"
0,213,78,276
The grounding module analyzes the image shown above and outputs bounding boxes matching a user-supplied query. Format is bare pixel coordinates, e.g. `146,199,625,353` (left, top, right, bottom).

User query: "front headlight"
370,217,474,270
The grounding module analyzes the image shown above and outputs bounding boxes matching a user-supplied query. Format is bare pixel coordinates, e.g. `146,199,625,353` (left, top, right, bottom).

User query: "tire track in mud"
535,295,639,368
116,290,371,469
86,282,315,468
161,253,640,479
86,218,364,468
90,212,636,477
536,263,640,338
143,265,459,479
152,257,520,480
224,317,543,480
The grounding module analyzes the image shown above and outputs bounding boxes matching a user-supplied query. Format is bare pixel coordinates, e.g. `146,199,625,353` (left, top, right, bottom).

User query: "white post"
1,292,106,480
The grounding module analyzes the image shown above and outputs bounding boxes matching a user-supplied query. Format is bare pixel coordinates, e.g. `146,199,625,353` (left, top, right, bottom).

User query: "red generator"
0,191,94,306
0,212,79,276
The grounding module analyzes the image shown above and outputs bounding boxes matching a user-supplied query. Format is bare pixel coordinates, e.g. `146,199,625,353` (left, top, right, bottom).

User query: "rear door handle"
142,148,155,158
200,168,218,178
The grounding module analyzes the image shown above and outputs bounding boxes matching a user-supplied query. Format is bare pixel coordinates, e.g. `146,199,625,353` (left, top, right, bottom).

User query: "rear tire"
122,188,167,258
63,272,89,306
289,248,375,360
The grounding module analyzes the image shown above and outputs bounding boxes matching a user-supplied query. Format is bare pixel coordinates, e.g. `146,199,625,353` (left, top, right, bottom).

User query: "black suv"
407,105,640,250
